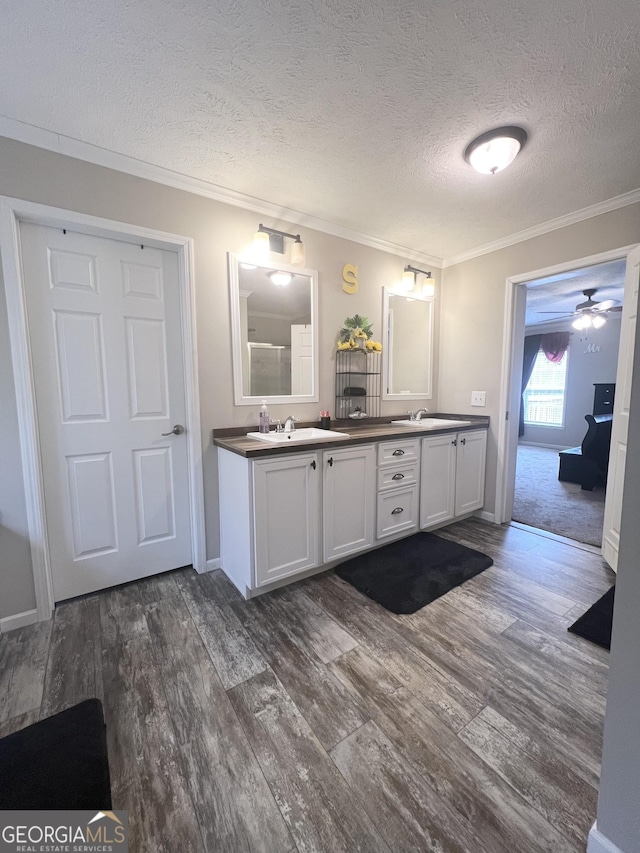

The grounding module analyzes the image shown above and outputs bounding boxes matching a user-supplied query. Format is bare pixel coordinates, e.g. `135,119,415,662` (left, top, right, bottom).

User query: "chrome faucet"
283,415,299,433
415,408,430,421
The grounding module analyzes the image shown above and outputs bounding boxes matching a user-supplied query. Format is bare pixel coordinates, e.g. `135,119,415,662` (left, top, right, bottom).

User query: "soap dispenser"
259,400,270,434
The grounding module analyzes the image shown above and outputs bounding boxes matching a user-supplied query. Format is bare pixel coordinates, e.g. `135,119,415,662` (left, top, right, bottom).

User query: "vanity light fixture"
252,224,306,267
464,126,528,175
403,265,435,296
268,270,293,287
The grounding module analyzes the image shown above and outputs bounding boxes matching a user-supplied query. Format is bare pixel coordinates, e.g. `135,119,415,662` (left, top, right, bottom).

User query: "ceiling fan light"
592,314,607,329
464,126,528,175
572,314,591,330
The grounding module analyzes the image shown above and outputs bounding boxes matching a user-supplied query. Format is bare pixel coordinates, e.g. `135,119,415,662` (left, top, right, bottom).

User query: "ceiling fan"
538,288,622,330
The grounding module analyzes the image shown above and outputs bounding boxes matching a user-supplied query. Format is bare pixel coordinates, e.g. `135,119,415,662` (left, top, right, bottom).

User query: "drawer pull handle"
460,437,466,445
310,460,316,470
328,457,333,466
392,473,405,480
452,439,457,446
392,449,405,456
391,507,404,515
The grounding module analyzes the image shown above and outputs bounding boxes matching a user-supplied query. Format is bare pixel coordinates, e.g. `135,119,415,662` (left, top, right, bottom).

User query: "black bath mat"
0,698,112,809
568,586,615,650
335,532,493,614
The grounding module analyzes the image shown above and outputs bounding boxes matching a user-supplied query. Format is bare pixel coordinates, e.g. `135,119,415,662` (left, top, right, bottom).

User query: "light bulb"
591,314,606,329
290,238,305,267
572,314,591,330
402,270,415,291
252,230,270,262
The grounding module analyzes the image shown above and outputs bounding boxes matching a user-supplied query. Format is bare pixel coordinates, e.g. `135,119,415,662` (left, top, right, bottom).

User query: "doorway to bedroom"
511,258,624,547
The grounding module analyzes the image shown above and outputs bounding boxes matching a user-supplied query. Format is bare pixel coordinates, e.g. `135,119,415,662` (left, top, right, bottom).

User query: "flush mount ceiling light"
268,270,293,286
252,224,306,266
464,126,528,175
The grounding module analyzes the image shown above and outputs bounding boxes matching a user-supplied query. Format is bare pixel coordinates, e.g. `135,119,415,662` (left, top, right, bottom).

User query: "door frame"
0,196,206,622
495,243,639,525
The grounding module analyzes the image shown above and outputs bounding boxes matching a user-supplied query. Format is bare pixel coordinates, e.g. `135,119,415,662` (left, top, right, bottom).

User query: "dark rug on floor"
568,586,615,650
335,532,493,614
0,698,112,809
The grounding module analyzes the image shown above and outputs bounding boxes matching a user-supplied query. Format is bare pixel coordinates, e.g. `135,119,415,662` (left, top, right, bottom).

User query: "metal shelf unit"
335,349,381,420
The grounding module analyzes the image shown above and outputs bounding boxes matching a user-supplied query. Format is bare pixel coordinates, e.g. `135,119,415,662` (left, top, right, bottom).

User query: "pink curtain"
541,331,570,364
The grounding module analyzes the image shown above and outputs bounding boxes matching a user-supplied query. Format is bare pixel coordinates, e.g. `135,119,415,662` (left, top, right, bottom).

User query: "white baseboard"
476,510,496,523
198,557,221,574
0,608,39,633
588,822,625,853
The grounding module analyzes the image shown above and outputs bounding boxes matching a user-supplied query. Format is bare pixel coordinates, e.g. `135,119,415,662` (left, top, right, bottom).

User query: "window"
523,348,568,427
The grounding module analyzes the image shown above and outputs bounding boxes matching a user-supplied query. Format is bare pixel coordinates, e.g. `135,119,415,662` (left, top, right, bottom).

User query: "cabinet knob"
392,473,404,481
392,449,405,456
310,460,316,470
452,439,457,446
391,507,404,514
328,457,333,467
460,437,466,445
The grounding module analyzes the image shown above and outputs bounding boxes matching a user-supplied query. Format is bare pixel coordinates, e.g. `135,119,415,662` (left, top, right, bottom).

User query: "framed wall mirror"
382,287,434,400
228,253,319,405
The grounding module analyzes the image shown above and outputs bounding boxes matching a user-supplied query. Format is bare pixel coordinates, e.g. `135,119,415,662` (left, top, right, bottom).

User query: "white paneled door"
19,223,193,600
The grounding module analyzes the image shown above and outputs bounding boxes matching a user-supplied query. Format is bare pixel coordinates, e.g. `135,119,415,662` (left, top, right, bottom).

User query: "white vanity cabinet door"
323,444,375,562
454,429,487,516
420,433,457,528
253,452,320,586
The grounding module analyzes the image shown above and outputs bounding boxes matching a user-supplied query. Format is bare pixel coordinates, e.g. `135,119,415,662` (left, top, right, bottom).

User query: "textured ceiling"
2,0,640,259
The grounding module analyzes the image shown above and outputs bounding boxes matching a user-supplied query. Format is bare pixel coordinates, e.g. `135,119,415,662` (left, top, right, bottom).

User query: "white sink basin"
390,418,471,429
247,427,350,444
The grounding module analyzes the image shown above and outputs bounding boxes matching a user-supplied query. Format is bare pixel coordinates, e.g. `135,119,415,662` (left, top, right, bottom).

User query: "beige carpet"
512,445,605,546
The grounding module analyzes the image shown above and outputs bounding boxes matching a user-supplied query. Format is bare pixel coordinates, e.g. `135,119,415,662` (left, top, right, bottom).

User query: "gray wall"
521,318,621,448
439,205,640,517
0,136,441,619
0,263,37,618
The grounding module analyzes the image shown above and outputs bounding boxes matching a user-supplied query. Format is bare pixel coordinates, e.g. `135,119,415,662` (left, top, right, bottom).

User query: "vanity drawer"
377,462,419,491
377,439,420,467
376,485,419,539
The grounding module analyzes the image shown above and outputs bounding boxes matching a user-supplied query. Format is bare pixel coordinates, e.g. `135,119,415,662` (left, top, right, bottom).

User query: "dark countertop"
212,414,490,458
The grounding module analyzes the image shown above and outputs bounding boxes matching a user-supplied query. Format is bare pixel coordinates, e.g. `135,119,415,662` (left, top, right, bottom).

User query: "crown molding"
0,116,443,269
5,115,638,273
442,189,640,268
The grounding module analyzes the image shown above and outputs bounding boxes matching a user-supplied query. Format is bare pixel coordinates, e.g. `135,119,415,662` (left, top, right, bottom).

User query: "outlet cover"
471,391,487,407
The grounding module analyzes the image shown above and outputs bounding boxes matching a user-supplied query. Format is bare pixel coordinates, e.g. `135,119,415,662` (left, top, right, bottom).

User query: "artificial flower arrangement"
337,314,382,351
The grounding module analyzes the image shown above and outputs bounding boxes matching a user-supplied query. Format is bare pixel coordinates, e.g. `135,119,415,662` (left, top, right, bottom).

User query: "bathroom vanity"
214,417,488,598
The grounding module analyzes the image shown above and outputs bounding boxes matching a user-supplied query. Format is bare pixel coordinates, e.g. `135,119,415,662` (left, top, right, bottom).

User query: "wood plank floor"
0,518,614,852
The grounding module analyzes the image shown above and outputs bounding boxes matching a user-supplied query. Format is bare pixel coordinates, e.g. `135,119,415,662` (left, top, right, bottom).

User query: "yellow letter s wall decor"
342,263,358,294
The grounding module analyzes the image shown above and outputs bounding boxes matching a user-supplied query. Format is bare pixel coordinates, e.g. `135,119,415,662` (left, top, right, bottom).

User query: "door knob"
162,424,185,436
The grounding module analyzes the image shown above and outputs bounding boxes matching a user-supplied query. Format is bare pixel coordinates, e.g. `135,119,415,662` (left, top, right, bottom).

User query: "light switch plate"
471,391,487,407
